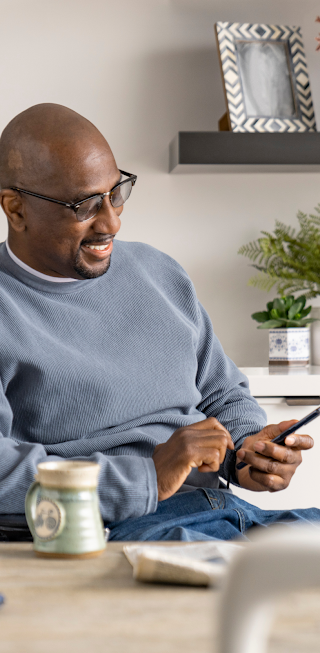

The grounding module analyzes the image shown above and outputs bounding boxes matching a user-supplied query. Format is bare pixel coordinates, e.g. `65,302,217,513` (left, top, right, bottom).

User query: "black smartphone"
271,406,320,445
237,405,320,470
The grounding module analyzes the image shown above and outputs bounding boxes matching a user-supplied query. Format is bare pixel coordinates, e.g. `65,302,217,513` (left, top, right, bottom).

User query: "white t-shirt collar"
5,240,80,283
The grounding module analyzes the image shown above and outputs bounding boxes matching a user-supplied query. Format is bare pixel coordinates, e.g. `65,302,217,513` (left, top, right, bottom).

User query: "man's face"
7,138,123,279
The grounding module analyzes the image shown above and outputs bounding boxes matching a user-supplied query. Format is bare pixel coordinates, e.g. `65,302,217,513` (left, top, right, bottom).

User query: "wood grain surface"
1,542,320,653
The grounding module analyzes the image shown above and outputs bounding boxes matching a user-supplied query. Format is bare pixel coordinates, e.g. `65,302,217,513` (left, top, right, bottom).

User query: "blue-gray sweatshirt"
0,239,266,522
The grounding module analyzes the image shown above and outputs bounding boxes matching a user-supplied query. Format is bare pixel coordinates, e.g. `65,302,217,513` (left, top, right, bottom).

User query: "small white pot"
311,307,320,365
269,327,310,365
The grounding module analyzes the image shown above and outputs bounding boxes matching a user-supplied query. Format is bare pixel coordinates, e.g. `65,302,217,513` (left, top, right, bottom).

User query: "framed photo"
215,22,316,132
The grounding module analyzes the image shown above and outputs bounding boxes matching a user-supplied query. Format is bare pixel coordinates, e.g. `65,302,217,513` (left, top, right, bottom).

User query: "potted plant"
239,206,320,364
238,208,320,298
252,295,316,365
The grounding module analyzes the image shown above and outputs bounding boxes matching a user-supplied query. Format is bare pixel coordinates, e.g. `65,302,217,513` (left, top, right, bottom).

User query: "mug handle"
25,480,40,538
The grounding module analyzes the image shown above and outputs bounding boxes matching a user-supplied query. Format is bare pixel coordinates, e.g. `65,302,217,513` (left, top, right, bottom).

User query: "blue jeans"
108,489,320,541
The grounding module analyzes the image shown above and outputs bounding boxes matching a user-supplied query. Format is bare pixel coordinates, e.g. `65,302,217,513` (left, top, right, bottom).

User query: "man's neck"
5,240,79,283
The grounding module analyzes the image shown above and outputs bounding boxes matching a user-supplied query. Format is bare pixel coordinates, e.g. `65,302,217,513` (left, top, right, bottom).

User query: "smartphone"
236,405,320,470
271,405,320,445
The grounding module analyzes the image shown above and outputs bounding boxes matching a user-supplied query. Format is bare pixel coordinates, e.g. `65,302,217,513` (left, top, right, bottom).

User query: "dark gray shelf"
169,132,320,173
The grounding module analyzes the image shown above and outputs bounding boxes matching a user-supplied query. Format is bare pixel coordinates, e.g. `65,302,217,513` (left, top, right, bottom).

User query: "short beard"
73,253,112,279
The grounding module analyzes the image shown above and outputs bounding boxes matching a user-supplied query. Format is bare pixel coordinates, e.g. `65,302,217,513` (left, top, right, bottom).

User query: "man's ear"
0,190,26,233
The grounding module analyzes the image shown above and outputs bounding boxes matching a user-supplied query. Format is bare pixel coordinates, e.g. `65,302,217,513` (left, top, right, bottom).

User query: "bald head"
0,104,123,280
0,103,115,191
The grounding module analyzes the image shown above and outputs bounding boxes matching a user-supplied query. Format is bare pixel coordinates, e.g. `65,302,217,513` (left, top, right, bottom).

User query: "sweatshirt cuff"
144,456,159,514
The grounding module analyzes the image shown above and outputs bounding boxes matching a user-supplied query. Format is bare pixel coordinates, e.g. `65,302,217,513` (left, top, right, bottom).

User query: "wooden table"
1,542,320,653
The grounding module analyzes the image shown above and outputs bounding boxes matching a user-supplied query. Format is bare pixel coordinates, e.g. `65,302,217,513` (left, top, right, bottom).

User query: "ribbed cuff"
144,457,159,514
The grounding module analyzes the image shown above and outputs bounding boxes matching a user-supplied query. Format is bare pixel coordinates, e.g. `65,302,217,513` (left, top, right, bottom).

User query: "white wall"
1,0,320,366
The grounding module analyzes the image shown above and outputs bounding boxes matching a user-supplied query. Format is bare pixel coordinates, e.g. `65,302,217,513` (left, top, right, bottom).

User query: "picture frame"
215,22,316,133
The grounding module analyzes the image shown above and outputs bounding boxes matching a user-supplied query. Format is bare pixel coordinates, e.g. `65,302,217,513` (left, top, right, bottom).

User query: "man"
0,103,318,541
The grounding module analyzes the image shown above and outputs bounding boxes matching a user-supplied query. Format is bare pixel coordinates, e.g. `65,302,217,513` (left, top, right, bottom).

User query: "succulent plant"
251,295,318,329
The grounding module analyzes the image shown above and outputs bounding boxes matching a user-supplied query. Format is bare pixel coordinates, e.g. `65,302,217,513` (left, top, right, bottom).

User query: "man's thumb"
262,420,298,440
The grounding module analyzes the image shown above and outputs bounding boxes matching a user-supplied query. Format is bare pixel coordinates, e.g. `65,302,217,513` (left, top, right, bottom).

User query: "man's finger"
192,434,234,470
198,429,234,447
197,436,233,463
249,469,287,492
198,463,217,472
186,424,234,450
237,449,295,475
259,420,299,441
253,441,301,463
194,447,221,473
191,416,230,435
284,434,314,450
186,417,224,431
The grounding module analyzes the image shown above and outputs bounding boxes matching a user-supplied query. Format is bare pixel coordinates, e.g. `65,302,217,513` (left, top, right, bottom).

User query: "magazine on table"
123,541,242,586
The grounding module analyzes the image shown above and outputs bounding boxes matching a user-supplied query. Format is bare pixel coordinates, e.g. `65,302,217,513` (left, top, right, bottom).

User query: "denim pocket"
201,488,226,510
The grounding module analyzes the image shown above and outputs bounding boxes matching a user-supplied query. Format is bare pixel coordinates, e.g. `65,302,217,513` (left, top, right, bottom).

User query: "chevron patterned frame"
215,22,316,133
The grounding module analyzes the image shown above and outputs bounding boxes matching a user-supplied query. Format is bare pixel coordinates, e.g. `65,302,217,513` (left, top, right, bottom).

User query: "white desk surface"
239,366,320,397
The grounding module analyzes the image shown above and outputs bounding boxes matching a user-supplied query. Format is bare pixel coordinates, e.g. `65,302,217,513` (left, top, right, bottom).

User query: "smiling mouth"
81,238,114,259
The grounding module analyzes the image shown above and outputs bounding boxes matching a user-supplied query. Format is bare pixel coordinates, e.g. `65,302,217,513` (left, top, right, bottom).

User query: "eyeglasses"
10,170,137,222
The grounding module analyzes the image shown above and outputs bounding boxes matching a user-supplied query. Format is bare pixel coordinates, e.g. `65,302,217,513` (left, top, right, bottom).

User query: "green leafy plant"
238,207,320,298
252,294,317,329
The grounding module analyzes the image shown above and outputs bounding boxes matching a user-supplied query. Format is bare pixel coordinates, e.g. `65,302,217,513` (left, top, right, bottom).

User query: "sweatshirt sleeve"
0,382,158,522
195,303,267,486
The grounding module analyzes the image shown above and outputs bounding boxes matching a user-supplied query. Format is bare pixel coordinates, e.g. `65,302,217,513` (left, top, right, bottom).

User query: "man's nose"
93,196,122,234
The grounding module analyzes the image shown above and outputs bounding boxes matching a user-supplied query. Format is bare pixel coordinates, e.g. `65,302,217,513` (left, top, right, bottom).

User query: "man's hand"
236,420,314,492
152,417,234,501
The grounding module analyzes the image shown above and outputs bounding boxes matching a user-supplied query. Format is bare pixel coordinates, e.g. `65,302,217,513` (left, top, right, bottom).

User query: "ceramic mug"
25,461,107,558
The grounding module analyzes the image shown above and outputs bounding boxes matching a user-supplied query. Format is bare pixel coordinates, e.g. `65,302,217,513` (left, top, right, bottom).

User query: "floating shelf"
169,132,320,173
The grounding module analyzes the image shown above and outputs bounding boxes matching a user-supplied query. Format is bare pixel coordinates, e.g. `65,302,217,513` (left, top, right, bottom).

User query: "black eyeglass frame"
10,169,137,220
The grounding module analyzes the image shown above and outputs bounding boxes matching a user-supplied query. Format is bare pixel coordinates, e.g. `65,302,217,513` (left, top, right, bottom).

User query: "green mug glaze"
25,461,107,558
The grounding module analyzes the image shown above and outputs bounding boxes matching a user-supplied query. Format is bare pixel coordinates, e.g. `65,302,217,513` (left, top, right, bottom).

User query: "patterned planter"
269,327,310,365
311,307,320,365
